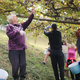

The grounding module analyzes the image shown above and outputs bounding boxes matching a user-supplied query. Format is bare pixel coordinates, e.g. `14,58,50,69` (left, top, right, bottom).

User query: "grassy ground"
0,30,75,80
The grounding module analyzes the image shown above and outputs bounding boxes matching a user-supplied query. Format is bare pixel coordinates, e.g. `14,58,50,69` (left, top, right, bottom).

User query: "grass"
0,30,75,80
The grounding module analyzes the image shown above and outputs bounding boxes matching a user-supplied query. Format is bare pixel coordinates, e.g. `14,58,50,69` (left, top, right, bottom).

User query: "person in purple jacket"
6,11,35,80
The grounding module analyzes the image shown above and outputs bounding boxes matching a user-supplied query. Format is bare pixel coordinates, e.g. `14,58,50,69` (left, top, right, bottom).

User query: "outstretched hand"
44,25,51,30
48,25,51,28
32,8,35,14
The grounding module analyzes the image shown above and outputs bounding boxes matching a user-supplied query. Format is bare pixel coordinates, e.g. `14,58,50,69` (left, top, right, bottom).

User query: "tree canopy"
0,0,80,43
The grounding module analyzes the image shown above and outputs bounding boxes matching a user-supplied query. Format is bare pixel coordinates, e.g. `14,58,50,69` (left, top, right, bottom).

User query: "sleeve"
77,37,80,56
6,25,20,39
21,13,34,31
44,29,50,37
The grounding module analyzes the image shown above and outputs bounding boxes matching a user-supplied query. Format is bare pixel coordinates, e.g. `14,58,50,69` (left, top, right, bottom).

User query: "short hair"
7,14,16,23
51,24,57,30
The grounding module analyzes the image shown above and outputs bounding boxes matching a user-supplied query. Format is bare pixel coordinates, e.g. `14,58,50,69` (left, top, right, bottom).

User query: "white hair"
72,43,75,46
7,14,16,23
71,43,75,48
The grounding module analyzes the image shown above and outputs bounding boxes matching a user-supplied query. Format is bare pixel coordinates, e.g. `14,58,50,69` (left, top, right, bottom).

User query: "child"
42,43,51,64
65,38,79,80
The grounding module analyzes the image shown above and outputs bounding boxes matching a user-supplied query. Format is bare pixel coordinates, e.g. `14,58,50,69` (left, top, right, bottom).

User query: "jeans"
50,49,64,80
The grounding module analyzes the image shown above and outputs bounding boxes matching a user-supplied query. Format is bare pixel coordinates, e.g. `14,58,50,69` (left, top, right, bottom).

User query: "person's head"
71,43,75,49
51,24,57,31
75,28,80,39
7,14,18,24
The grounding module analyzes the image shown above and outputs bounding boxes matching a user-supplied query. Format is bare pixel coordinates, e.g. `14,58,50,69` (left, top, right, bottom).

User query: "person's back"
44,24,64,80
48,30,62,50
44,24,62,50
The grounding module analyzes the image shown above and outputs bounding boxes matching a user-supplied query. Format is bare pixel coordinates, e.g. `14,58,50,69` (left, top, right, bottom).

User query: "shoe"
42,62,45,65
20,77,25,80
14,77,19,80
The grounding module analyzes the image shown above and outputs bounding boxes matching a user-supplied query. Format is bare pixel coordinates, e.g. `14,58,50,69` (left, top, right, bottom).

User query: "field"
0,30,78,80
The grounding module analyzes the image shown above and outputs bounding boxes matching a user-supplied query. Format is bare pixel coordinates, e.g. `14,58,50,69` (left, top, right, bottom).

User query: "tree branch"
17,14,80,25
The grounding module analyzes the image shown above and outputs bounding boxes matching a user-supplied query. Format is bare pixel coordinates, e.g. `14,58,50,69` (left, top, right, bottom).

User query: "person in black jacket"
44,24,64,80
75,28,80,80
75,28,80,56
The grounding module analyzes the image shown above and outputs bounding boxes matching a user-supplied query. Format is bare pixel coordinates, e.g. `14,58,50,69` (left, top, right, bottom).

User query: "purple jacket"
6,13,34,50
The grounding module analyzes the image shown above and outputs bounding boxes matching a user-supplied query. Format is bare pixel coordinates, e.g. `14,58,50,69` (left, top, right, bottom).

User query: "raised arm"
44,26,51,36
65,38,70,48
44,29,49,36
22,13,34,31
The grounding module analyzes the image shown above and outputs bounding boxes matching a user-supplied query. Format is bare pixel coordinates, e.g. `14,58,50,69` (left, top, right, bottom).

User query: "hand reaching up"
32,8,35,14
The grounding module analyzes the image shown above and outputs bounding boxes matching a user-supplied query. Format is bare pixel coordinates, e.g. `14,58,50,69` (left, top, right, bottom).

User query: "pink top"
68,48,76,58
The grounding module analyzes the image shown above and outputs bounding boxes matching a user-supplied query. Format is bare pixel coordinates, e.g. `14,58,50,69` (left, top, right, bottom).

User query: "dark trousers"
9,49,26,79
50,49,64,80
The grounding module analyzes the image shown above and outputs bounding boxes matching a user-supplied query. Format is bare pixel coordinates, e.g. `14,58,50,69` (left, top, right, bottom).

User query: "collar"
11,23,20,26
14,24,19,26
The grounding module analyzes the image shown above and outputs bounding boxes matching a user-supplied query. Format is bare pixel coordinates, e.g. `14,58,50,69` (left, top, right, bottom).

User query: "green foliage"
0,0,80,42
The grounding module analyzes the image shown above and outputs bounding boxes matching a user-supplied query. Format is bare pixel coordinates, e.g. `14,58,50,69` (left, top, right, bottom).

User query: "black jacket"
77,36,80,56
44,29,62,50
